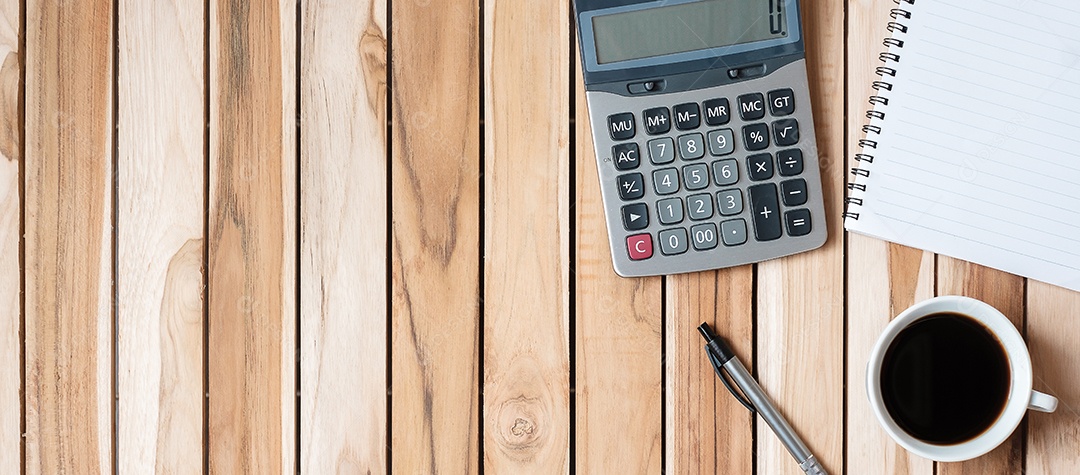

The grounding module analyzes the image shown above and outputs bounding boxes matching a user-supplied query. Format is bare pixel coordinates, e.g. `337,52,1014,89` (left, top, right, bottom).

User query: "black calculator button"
657,198,684,225
613,143,640,170
778,149,804,176
768,89,796,116
703,98,731,126
747,153,774,181
773,119,800,146
608,112,636,140
738,93,766,121
678,133,705,160
721,219,748,246
781,179,808,206
749,184,783,241
785,209,813,236
659,228,689,256
617,173,645,200
707,129,734,156
742,123,770,151
653,168,679,195
648,137,676,165
674,103,701,130
691,223,718,251
683,164,709,191
712,159,739,186
622,203,649,231
643,107,671,135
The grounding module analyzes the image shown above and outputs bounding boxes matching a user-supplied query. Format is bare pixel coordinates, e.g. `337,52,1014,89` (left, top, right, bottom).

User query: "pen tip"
697,323,714,342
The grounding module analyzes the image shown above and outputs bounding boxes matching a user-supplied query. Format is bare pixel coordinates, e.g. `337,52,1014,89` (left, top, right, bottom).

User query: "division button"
749,183,783,241
778,149,804,176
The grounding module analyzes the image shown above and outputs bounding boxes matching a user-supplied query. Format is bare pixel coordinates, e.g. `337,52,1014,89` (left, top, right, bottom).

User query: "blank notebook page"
845,0,1080,292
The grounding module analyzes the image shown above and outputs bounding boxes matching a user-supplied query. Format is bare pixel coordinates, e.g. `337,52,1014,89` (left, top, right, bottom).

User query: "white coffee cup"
866,296,1058,462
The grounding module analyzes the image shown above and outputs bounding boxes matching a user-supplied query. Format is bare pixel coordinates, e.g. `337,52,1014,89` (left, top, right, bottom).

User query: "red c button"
627,234,653,261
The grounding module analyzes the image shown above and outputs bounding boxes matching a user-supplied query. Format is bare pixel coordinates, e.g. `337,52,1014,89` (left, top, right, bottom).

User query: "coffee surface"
880,313,1010,445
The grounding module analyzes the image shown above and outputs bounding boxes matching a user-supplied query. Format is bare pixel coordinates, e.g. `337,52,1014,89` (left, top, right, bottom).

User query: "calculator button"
738,93,766,121
785,209,813,236
768,89,796,116
678,133,705,160
707,129,735,156
716,189,744,216
674,103,701,130
648,137,676,165
643,107,671,135
683,164,709,191
721,219,748,246
622,203,649,231
686,194,714,221
749,184,783,241
691,223,718,251
617,173,645,200
703,98,731,126
747,153,774,181
659,228,689,256
778,149,804,176
657,198,685,225
627,233,653,261
781,179,808,206
773,119,800,146
742,123,770,151
608,113,636,140
653,168,680,195
712,159,739,186
613,143,640,170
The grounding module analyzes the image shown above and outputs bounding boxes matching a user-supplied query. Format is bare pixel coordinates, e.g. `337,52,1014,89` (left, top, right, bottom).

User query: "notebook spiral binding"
843,0,915,221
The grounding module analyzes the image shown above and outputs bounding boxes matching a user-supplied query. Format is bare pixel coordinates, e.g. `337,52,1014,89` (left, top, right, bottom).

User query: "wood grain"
935,258,1025,475
845,0,936,473
389,0,478,473
666,269,753,474
23,0,113,472
1025,281,1080,474
299,0,387,472
0,0,18,470
208,0,297,472
574,60,663,474
115,0,205,471
755,0,845,473
483,0,569,471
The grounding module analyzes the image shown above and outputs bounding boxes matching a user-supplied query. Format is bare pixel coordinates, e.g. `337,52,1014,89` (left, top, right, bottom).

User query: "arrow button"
622,203,649,231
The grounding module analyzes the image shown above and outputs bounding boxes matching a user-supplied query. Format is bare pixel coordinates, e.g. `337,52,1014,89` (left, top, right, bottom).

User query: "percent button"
742,123,770,151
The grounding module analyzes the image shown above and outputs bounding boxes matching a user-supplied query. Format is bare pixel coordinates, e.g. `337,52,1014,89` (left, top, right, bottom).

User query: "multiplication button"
747,154,774,181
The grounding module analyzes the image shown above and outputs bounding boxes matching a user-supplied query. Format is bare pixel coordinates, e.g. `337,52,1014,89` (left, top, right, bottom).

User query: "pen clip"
699,323,756,414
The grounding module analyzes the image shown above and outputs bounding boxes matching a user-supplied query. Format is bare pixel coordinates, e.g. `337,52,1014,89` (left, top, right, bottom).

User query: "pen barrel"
723,359,816,469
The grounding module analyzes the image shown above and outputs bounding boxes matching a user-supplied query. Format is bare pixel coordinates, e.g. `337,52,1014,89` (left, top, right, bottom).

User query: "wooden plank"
574,59,663,473
1025,281,1080,473
299,0,387,472
23,0,113,472
666,269,753,474
935,258,1025,475
388,0,478,472
756,0,845,473
844,0,936,472
115,0,205,471
0,0,19,470
482,0,569,471
208,0,297,472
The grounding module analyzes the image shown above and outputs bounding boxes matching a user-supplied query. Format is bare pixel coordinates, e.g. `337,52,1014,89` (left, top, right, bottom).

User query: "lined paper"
845,0,1080,291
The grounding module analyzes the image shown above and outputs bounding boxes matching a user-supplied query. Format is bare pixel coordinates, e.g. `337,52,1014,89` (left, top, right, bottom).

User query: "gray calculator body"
575,0,827,277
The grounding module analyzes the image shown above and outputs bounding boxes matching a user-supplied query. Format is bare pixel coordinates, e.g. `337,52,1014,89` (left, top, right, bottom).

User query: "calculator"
574,0,827,277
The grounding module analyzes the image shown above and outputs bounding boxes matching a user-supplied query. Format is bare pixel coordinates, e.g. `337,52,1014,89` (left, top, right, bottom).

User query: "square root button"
627,233,653,260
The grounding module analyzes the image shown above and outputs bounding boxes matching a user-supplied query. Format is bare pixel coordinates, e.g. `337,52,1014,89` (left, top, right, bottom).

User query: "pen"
698,323,827,475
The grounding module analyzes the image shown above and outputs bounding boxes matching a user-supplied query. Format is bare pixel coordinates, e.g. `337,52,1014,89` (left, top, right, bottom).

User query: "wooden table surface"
1,0,1077,473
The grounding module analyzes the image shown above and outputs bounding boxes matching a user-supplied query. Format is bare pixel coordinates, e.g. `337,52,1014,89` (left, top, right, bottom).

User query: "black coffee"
880,313,1010,445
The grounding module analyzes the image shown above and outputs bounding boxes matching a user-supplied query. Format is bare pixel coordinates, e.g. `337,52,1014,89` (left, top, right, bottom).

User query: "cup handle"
1029,390,1058,413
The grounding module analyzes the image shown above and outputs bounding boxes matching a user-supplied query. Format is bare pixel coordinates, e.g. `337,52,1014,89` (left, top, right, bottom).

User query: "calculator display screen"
592,0,788,65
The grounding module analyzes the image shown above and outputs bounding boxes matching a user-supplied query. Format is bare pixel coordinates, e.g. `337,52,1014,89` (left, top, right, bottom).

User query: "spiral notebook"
844,0,1080,292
